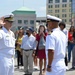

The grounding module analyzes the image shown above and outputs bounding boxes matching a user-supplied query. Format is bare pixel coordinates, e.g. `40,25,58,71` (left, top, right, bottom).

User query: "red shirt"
68,32,73,41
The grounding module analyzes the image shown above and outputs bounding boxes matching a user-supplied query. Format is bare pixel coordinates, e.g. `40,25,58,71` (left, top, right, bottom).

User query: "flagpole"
23,0,24,6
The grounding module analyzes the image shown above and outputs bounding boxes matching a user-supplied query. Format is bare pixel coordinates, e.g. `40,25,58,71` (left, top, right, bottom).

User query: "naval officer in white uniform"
46,15,67,75
0,15,15,75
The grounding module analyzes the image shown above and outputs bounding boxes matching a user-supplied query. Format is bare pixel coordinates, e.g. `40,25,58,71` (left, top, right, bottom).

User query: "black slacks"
17,50,23,67
65,53,68,66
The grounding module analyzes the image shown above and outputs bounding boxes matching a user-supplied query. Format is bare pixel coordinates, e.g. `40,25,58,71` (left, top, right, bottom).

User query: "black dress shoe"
17,66,19,69
71,67,75,70
24,74,29,75
24,73,32,75
28,73,32,75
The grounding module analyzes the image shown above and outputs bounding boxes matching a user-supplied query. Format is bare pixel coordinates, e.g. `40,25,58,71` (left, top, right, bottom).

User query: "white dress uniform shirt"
21,34,36,50
0,27,15,56
0,27,15,75
46,28,67,75
63,28,68,38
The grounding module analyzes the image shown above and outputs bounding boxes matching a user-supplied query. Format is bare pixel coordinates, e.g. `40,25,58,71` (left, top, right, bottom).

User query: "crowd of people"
0,14,75,75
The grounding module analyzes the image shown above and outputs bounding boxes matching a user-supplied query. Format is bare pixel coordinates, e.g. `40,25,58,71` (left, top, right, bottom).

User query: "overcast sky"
0,0,46,17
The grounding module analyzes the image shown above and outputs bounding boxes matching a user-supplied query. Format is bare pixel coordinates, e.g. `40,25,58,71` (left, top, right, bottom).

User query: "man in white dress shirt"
59,22,68,70
46,15,67,75
21,27,36,75
0,15,15,75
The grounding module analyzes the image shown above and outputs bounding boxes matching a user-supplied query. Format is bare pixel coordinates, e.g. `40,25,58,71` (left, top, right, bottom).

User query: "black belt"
23,49,33,51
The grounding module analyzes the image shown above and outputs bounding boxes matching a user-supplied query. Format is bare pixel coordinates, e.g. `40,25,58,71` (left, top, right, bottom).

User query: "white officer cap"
4,15,14,22
47,15,62,22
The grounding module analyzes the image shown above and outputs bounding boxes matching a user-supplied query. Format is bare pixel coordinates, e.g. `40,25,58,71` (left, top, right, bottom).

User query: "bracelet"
47,65,51,68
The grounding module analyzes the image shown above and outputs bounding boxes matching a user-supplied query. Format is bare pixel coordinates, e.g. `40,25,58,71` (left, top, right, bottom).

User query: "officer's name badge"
6,35,9,37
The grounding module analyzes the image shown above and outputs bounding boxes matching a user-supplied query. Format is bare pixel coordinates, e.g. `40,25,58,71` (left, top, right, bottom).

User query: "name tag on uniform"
6,36,9,37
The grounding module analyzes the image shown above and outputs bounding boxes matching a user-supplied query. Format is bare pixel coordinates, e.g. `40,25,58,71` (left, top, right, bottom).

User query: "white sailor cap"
47,15,62,22
4,15,14,22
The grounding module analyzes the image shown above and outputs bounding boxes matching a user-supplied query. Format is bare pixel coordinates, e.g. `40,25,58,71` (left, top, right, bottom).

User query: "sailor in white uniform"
46,15,67,75
0,15,15,75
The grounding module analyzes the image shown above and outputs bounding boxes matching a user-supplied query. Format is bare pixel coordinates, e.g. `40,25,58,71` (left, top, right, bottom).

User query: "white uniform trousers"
46,59,66,75
46,69,66,75
0,55,14,75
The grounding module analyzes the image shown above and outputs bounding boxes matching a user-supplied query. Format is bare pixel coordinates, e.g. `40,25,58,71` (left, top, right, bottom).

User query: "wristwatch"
47,65,51,68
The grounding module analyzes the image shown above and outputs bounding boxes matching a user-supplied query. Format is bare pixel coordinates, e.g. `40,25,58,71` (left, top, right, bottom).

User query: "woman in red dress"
36,25,47,75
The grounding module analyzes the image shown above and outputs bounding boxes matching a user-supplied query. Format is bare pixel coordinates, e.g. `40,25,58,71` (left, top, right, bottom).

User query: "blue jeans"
68,43,74,62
